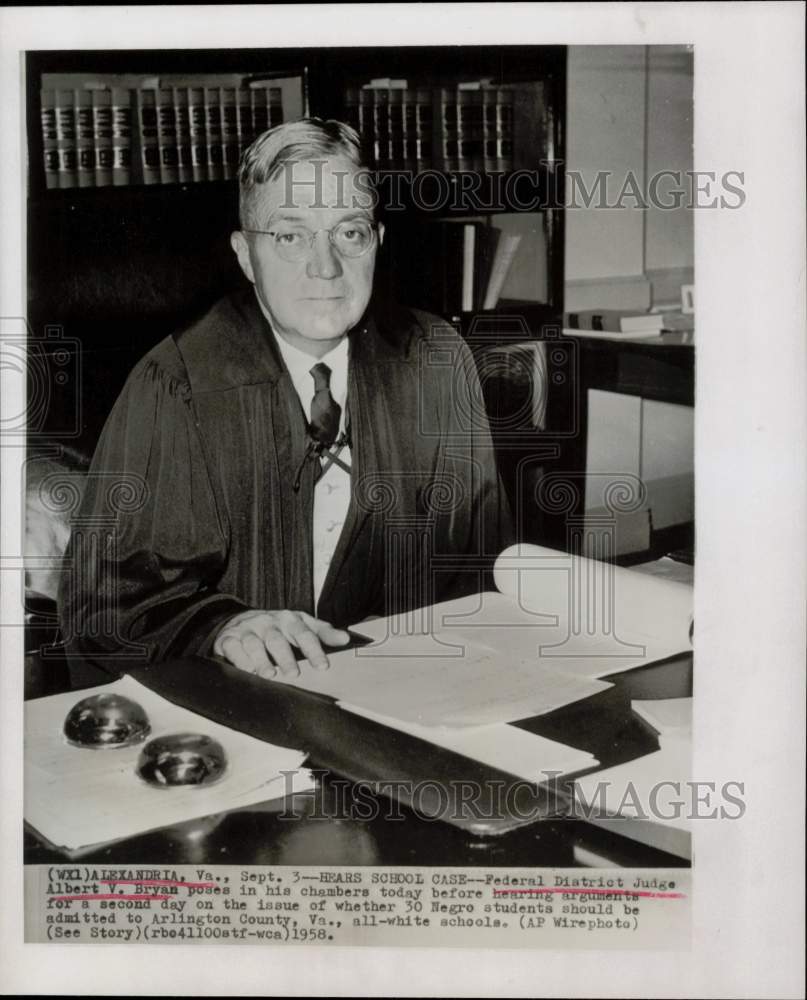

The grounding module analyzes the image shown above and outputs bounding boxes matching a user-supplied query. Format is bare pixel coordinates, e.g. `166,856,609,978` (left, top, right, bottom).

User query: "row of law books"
39,81,283,189
343,78,545,174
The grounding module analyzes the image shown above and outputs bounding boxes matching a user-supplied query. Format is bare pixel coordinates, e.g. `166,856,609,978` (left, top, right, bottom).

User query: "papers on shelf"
25,676,313,852
338,703,599,782
562,327,663,342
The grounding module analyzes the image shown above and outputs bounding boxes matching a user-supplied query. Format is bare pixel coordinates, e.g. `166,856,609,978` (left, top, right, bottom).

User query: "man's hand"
213,609,350,678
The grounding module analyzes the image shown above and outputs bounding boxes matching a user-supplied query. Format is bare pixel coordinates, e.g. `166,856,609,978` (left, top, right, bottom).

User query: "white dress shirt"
264,315,352,611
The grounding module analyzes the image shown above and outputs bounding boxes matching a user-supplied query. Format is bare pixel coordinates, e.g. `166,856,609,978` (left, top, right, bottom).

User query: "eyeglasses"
242,219,378,262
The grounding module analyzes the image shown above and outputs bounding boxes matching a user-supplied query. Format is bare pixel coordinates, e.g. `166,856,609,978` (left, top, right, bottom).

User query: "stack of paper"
25,676,314,852
277,611,613,727
275,545,691,731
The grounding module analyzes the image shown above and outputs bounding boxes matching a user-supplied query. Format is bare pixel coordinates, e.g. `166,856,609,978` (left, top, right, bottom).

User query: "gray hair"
238,117,366,228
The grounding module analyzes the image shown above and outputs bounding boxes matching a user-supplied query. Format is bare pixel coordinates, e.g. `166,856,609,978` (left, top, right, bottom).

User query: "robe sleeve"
58,351,251,671
431,327,515,596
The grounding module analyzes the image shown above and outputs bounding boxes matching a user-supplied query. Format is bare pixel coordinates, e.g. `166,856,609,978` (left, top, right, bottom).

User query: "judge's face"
231,156,382,356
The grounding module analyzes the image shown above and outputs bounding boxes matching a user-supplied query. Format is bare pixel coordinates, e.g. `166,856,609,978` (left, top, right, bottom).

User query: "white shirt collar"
255,293,350,418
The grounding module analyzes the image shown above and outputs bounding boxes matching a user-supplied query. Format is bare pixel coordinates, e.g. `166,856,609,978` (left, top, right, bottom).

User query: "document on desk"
339,704,599,782
573,735,692,859
24,676,314,852
631,697,693,739
278,544,693,727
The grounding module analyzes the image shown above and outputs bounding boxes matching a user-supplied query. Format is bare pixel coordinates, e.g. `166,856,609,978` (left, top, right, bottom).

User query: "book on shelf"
387,87,404,170
366,77,408,89
481,87,499,172
357,87,374,162
188,86,208,182
482,232,521,310
204,86,223,182
413,87,433,171
400,88,416,167
74,89,95,188
461,222,476,312
156,88,179,185
172,87,192,184
55,89,77,189
221,87,239,180
250,86,269,142
110,88,132,186
39,89,59,189
135,88,160,185
370,87,391,169
91,89,113,187
496,87,516,171
456,89,483,171
266,85,284,129
236,86,253,159
435,86,458,172
563,309,665,334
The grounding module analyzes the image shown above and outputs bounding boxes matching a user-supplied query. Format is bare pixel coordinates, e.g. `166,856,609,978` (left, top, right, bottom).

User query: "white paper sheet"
24,676,313,850
277,639,612,727
631,697,693,739
492,544,693,679
574,737,692,834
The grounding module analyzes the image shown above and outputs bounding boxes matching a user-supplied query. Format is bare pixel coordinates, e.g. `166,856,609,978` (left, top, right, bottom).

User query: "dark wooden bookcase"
25,45,568,543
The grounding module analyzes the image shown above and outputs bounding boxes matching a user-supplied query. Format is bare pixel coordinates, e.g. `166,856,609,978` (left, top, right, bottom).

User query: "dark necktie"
309,362,342,450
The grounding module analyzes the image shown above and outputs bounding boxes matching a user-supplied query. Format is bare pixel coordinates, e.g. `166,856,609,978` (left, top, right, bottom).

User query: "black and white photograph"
1,3,804,997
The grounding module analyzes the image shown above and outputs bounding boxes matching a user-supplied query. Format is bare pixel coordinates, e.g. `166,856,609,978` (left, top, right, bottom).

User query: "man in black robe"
59,119,512,680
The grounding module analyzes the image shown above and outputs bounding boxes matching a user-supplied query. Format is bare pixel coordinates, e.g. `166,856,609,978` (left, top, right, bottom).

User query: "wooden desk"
24,650,692,869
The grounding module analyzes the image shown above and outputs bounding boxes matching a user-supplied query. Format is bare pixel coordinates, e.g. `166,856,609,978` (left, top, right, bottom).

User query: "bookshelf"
26,46,567,541
27,46,566,319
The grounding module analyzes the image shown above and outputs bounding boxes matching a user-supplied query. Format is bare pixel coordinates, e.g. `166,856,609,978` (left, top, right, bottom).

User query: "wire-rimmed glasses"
242,219,378,261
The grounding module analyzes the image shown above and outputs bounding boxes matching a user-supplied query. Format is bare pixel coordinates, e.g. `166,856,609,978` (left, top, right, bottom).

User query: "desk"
25,650,692,869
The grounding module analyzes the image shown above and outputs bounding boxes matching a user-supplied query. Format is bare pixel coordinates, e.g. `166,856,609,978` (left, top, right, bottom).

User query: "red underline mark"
494,887,685,900
49,894,172,902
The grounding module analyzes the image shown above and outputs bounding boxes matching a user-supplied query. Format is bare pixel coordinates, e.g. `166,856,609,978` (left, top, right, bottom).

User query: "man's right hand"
212,609,350,678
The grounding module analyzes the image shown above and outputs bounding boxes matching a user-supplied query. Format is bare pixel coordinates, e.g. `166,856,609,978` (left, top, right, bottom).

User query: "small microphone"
293,426,352,493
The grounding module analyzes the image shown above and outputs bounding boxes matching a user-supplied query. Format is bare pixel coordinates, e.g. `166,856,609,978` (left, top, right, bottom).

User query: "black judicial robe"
59,288,513,670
